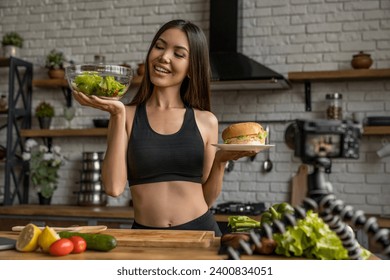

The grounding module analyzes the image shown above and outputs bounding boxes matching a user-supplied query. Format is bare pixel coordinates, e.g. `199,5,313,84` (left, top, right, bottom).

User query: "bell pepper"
228,216,261,232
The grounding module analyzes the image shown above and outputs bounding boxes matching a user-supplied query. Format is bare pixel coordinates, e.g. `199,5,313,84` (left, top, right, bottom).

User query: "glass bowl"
65,64,133,100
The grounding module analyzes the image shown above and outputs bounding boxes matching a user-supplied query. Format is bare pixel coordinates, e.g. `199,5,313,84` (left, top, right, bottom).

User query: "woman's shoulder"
193,108,218,127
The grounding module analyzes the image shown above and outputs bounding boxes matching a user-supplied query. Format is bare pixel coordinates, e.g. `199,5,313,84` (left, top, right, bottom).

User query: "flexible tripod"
226,157,390,260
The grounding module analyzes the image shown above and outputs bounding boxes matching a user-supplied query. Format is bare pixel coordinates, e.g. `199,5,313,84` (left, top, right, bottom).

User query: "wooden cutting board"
290,164,308,206
105,229,215,248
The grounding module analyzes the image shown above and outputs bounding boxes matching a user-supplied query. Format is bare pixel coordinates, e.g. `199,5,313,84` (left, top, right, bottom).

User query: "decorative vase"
38,193,52,205
38,117,52,129
351,51,373,69
48,69,65,79
2,45,20,58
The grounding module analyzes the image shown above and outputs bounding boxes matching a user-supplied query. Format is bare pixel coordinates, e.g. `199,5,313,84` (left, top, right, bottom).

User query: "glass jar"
326,92,343,120
94,54,105,65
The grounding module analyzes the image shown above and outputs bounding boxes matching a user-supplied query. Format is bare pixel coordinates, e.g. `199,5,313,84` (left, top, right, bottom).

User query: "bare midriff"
130,181,208,227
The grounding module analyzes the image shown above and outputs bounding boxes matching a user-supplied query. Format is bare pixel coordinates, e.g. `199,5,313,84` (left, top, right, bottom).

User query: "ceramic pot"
137,63,145,76
38,117,52,129
351,51,373,69
2,46,20,58
48,69,65,79
38,193,52,205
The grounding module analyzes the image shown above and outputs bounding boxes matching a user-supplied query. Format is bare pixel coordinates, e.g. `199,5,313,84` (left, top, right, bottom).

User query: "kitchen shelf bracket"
1,57,33,205
62,86,72,107
304,81,311,111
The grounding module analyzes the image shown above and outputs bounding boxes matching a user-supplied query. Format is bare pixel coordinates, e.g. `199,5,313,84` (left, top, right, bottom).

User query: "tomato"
49,238,74,256
69,236,87,254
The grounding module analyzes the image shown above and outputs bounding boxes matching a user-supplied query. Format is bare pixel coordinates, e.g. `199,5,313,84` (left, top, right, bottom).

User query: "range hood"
209,0,291,90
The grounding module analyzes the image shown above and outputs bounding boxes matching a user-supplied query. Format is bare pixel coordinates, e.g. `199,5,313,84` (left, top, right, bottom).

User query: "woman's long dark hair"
128,19,211,111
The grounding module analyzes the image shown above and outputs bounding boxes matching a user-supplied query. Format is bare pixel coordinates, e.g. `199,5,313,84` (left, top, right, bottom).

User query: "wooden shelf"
32,75,142,89
288,68,390,82
20,128,108,137
32,78,69,88
287,68,390,111
363,126,390,135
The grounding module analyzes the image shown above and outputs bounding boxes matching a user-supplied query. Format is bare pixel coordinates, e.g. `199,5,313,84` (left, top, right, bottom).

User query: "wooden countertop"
0,229,378,260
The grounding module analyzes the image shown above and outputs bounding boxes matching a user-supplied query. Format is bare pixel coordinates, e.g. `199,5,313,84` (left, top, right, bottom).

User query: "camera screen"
305,134,341,158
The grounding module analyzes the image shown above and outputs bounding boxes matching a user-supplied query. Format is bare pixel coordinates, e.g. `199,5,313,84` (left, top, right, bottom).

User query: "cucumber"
58,231,117,251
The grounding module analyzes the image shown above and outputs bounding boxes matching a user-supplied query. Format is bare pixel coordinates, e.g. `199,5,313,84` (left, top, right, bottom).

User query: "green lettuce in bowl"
66,65,133,99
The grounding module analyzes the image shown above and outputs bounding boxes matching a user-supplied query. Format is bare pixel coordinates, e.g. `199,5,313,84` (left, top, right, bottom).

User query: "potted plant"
1,32,24,57
45,49,66,79
22,139,65,204
35,101,55,129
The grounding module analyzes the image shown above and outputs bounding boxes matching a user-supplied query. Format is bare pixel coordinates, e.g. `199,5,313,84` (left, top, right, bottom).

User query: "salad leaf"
273,210,371,260
73,72,126,97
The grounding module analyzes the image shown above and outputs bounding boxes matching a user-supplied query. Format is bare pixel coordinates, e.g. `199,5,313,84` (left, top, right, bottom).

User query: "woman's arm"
101,108,129,197
196,111,255,207
72,91,131,197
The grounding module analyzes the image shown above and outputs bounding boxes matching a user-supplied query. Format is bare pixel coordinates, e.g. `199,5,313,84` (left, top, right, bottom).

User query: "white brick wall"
0,0,389,214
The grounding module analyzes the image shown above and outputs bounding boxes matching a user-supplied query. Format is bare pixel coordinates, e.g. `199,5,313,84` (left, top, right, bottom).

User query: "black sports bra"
127,103,204,186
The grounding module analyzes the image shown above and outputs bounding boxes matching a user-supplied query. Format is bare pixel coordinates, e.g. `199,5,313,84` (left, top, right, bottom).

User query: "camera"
290,119,362,165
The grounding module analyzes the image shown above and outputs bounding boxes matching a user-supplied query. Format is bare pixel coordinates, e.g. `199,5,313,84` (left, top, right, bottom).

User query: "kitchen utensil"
12,225,107,233
76,191,107,206
262,126,273,172
79,181,104,192
0,237,16,250
82,160,102,171
284,122,296,150
225,160,234,172
83,151,104,161
80,171,101,182
65,64,133,100
290,164,308,206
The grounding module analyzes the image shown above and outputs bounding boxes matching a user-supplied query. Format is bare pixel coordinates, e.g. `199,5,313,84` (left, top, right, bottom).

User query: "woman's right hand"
72,90,125,116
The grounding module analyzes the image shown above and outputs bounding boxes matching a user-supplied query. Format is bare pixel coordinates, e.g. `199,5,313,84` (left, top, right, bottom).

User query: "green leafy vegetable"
273,210,371,260
261,202,294,225
73,72,126,97
228,216,261,232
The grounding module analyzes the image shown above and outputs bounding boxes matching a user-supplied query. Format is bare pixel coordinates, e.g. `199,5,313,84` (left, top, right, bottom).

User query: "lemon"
38,226,61,252
16,224,42,252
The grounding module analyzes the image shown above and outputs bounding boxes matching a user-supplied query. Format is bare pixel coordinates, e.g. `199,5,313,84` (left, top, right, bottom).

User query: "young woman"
73,19,254,236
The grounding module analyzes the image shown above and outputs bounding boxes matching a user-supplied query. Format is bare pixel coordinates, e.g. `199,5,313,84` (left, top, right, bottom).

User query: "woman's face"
148,28,190,89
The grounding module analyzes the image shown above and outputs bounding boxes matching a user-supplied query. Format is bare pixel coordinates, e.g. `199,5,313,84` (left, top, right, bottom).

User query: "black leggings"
132,210,222,236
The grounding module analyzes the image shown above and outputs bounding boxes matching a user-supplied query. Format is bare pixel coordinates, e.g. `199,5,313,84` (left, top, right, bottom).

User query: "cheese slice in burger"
222,122,267,145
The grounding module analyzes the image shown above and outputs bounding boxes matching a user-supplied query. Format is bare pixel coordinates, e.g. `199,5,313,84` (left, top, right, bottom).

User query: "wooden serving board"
290,164,308,206
105,229,215,248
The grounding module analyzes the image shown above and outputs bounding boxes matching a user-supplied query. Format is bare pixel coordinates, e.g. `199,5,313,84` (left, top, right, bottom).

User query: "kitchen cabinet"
0,57,33,205
288,68,390,111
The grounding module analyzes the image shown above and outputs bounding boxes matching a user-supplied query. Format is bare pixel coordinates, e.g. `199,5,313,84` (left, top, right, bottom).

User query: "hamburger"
222,122,267,145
